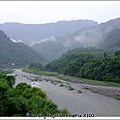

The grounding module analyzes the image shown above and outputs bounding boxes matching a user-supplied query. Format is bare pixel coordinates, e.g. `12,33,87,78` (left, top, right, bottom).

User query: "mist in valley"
0,1,120,117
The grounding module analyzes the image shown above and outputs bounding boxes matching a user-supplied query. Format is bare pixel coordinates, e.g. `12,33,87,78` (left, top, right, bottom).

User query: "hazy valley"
1,18,120,62
0,17,120,117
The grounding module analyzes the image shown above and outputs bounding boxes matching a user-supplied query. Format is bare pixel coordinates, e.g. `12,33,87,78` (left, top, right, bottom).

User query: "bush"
60,83,65,87
68,85,74,90
78,89,82,93
115,94,120,100
60,108,70,116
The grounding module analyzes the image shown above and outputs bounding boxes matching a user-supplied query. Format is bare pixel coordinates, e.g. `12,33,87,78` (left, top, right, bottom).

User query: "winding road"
11,69,120,117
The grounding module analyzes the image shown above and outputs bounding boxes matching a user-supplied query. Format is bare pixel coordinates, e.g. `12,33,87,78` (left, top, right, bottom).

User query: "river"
11,69,120,117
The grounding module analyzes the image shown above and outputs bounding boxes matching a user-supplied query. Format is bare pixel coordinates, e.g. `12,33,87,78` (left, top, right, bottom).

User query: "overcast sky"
0,1,120,24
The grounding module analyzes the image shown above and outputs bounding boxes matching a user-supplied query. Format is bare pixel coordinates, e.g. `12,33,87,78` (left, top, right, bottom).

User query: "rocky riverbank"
11,69,120,116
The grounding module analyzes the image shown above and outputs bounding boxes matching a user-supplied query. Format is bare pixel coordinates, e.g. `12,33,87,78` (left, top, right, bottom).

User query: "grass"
23,68,120,87
58,74,120,87
58,75,72,82
0,69,14,74
23,68,58,76
79,78,120,87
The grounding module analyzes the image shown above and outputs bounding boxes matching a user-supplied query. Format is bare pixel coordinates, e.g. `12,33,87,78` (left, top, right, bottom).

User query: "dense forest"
0,30,46,68
0,70,68,116
29,48,120,83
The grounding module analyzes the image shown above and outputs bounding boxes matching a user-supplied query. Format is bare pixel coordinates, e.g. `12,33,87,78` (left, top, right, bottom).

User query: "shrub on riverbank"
0,74,69,116
78,89,82,93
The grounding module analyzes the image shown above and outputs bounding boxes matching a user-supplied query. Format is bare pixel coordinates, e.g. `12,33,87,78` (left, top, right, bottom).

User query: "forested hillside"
97,29,120,54
28,48,120,83
32,17,120,61
0,30,46,68
1,18,120,62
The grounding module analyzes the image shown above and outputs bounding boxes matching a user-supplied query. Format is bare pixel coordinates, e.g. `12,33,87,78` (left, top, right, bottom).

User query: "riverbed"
11,69,120,117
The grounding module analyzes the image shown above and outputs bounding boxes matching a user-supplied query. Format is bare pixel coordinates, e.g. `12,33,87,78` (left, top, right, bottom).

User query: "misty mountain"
97,28,120,54
0,30,46,68
0,20,98,45
62,17,120,49
32,17,120,61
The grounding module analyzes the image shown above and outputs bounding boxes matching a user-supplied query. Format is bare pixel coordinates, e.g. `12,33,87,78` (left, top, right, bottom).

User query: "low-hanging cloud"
74,28,103,47
10,38,23,43
32,36,56,46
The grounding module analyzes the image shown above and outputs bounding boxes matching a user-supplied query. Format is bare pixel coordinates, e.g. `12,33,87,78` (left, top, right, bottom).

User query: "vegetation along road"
11,69,120,117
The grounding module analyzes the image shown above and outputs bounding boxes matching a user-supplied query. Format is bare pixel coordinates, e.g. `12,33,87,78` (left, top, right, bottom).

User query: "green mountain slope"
97,29,120,54
43,47,120,83
32,17,120,62
0,30,46,68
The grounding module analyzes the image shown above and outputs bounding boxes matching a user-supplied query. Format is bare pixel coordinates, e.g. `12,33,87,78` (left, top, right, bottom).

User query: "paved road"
12,69,120,117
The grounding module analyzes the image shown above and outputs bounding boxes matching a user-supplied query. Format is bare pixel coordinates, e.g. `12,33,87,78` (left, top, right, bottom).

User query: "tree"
0,81,10,116
5,75,16,87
